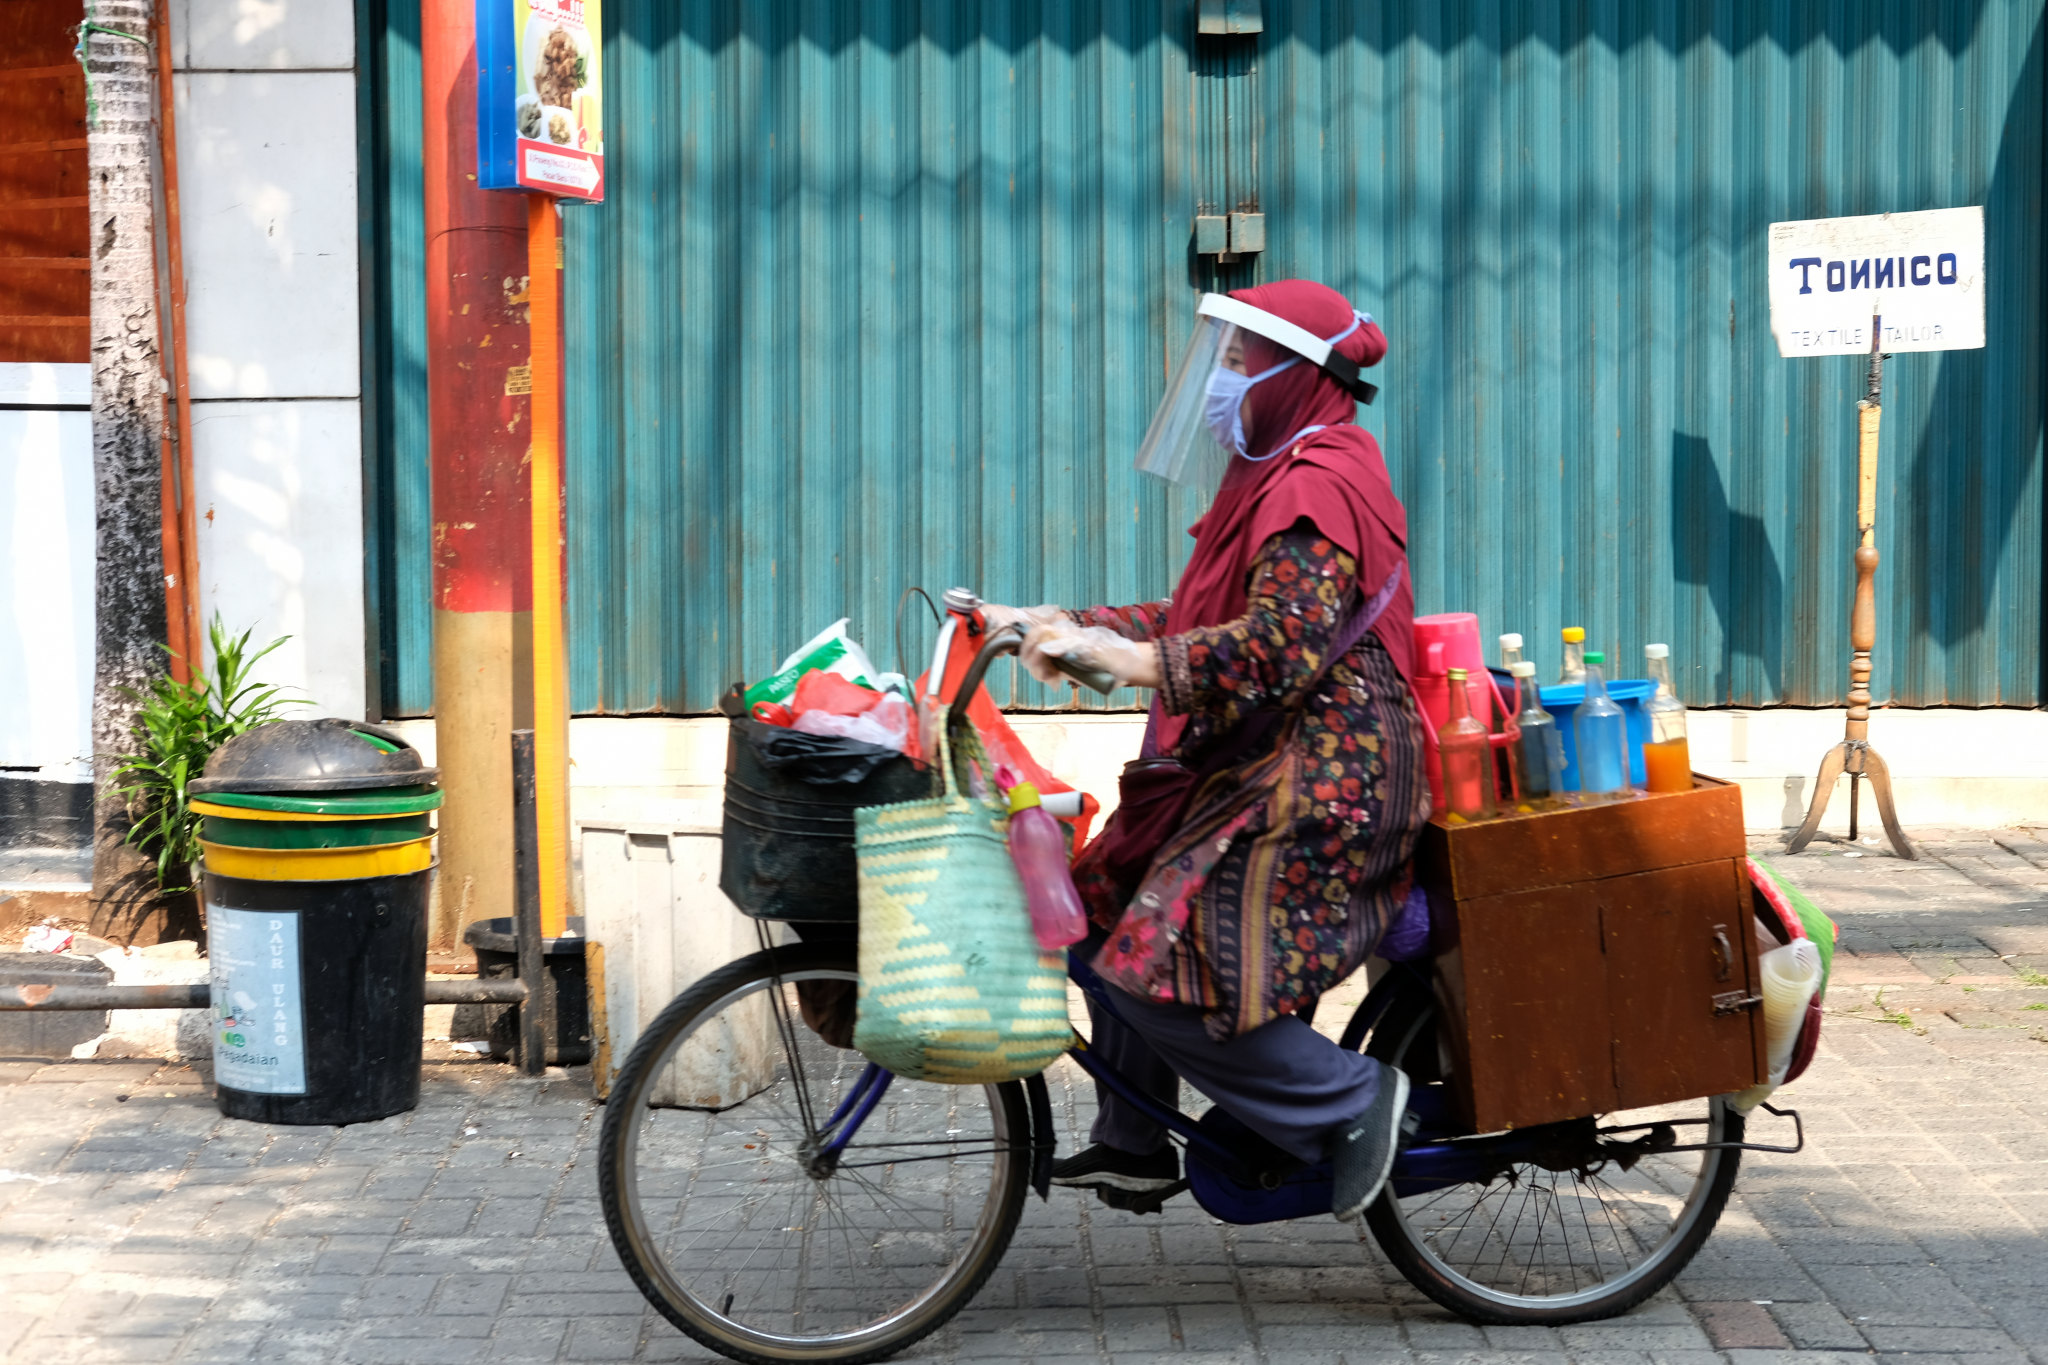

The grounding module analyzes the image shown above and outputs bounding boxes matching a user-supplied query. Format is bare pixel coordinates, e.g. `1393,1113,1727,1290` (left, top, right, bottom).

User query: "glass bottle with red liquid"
1438,667,1496,821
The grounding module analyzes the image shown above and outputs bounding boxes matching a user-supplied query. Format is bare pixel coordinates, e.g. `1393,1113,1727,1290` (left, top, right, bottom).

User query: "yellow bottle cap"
1006,782,1042,815
1561,626,1586,643
1446,667,1467,681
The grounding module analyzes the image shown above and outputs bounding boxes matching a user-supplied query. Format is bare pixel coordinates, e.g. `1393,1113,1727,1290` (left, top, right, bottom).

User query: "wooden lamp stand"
1787,319,1915,860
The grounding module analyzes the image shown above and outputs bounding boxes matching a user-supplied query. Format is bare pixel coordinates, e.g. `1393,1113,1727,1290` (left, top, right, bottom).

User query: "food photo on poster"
477,0,605,200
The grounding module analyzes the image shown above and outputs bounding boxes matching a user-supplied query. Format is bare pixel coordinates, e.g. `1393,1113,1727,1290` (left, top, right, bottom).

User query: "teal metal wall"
367,1,2047,715
360,0,433,718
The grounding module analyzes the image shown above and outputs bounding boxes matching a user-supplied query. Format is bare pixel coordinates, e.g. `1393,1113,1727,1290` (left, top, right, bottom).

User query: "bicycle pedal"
1093,1179,1190,1216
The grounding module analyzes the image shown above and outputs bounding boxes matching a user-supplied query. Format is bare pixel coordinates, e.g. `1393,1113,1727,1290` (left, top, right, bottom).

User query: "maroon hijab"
1160,280,1411,747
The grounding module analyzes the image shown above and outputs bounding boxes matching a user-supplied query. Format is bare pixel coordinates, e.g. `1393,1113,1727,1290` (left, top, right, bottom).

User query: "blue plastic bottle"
1573,652,1629,798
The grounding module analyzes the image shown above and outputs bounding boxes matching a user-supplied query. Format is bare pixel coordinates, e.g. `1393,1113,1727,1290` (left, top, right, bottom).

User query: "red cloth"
1159,280,1412,752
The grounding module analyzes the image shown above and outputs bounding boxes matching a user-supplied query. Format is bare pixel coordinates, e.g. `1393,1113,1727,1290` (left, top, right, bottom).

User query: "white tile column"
174,2,365,719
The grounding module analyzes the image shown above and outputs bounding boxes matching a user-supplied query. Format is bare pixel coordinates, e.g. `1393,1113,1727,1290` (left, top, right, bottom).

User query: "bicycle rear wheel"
1358,969,1742,1323
598,942,1030,1365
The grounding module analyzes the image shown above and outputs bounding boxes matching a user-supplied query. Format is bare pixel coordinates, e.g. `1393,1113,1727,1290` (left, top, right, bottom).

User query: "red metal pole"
421,0,534,950
153,0,200,681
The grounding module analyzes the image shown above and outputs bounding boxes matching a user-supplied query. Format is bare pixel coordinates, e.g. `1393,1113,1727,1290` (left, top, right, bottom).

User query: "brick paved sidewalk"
2,827,2044,1364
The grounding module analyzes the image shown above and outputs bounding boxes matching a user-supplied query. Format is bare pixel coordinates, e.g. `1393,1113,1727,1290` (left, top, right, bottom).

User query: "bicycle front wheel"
598,942,1030,1365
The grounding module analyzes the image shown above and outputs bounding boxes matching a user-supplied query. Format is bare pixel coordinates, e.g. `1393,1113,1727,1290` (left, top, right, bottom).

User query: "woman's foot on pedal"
1331,1064,1411,1223
1049,1143,1179,1192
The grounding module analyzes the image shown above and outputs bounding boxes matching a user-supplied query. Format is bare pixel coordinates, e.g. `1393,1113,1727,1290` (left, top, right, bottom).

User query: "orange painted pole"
525,196,570,938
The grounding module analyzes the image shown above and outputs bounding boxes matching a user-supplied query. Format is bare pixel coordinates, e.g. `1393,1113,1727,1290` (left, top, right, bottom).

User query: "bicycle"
598,626,1802,1365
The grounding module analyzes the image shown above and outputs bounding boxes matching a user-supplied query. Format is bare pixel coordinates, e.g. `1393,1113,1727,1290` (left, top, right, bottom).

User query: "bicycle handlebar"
946,625,1116,729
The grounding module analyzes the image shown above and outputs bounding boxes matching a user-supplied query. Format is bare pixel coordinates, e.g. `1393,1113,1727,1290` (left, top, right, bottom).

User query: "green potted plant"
111,617,306,924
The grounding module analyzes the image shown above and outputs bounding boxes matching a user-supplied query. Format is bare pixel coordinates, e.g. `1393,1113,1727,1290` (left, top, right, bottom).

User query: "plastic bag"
795,693,912,751
740,723,906,785
792,668,885,719
743,619,881,709
1378,884,1432,961
909,615,1101,849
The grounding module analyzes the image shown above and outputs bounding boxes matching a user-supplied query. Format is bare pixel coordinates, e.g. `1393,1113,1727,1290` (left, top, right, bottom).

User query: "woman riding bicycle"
983,278,1431,1224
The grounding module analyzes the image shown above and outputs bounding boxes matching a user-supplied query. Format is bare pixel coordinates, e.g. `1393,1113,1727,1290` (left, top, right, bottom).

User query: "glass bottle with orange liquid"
1439,667,1497,821
1642,643,1692,793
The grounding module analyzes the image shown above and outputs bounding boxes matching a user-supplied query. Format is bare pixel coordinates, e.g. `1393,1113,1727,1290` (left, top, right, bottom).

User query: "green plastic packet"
743,619,880,709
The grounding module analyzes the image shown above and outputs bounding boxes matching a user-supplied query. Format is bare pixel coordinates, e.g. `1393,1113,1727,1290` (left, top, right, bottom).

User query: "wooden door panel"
1600,859,1764,1110
1435,883,1617,1132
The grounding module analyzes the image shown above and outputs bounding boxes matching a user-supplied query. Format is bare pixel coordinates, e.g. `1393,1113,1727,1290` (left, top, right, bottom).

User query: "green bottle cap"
1583,650,1605,664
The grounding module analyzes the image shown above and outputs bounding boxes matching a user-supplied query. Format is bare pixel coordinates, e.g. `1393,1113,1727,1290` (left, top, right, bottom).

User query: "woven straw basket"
853,721,1074,1084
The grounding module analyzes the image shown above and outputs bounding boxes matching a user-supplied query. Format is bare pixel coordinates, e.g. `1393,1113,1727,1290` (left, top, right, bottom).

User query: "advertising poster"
478,0,604,201
207,905,308,1095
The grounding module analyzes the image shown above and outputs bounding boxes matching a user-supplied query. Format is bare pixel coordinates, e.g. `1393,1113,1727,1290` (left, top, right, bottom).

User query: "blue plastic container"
1537,678,1656,790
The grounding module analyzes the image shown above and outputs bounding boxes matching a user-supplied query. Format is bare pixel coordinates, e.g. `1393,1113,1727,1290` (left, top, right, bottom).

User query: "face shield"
1133,293,1380,486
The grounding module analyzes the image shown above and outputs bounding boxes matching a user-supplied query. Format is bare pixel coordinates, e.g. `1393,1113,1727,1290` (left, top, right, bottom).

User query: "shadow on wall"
1671,432,1783,703
1902,6,2046,705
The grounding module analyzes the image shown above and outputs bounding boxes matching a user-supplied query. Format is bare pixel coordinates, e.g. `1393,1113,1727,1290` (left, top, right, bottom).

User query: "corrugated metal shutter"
369,1,2046,714
560,4,1224,714
361,0,434,718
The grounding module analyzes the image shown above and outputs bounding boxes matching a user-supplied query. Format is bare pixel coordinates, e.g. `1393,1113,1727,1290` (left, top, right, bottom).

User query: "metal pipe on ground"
512,730,549,1075
1,980,529,1010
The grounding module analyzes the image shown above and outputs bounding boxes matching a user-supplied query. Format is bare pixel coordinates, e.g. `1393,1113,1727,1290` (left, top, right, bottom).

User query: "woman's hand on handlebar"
979,602,1065,636
1020,622,1163,691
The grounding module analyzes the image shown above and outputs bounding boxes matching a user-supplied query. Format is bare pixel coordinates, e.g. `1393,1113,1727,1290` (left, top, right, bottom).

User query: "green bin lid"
195,785,443,816
190,718,440,797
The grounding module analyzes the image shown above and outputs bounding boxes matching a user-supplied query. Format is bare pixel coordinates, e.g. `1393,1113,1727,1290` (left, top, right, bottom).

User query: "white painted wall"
0,364,93,781
174,1,365,720
381,707,2048,856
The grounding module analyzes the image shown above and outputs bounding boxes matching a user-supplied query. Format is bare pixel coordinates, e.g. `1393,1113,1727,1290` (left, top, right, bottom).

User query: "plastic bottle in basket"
1573,652,1629,798
1005,782,1088,949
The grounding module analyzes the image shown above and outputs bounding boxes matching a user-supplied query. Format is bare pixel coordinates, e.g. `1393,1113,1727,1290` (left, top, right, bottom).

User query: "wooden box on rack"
1415,776,1766,1133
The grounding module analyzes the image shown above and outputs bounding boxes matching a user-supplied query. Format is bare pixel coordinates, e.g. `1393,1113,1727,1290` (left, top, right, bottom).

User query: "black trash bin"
189,719,440,1125
460,916,591,1065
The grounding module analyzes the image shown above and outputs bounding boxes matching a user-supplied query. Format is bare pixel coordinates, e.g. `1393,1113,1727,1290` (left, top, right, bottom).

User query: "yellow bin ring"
200,836,434,882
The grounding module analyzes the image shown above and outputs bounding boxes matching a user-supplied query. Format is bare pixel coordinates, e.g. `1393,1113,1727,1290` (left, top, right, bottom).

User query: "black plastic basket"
719,716,931,921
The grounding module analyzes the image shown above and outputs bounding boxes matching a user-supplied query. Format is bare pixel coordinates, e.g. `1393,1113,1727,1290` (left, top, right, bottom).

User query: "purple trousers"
1085,984,1384,1164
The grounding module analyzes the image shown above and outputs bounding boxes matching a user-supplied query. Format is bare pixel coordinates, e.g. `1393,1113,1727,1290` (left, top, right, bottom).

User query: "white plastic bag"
792,693,911,751
744,619,883,708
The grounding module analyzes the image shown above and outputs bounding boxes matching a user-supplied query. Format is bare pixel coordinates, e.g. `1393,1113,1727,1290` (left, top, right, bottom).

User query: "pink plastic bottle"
1005,782,1088,950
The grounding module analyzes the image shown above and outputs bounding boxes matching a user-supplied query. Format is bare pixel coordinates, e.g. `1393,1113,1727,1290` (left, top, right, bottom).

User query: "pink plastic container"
1413,613,1489,677
1411,616,1519,813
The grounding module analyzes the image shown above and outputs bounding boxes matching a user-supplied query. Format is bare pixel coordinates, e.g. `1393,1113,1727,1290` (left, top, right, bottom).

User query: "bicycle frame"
811,622,1801,1214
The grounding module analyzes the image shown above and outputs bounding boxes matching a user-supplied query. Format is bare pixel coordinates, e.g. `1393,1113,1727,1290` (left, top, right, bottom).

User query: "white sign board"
1767,206,1984,357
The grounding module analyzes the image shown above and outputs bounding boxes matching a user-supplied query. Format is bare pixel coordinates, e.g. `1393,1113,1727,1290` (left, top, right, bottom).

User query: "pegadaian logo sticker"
208,906,308,1094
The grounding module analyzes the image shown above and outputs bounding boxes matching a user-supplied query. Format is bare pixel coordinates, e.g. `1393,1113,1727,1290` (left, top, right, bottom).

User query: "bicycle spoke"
604,956,1024,1356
